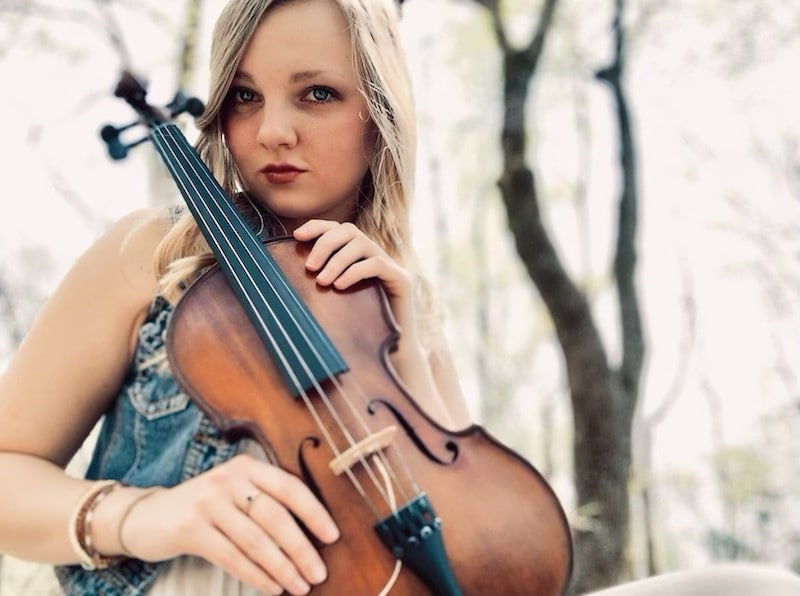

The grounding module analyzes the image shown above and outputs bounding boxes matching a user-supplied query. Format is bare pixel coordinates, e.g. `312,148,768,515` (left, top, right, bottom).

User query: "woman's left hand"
293,220,416,338
293,219,462,428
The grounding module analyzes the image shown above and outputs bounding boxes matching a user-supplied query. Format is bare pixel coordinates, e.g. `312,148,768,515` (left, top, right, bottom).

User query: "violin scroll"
99,70,205,161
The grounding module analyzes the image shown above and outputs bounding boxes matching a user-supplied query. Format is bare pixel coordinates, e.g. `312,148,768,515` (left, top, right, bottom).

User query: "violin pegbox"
99,70,205,161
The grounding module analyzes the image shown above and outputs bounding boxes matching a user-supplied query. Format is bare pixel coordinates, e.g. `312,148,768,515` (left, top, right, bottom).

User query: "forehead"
239,0,355,79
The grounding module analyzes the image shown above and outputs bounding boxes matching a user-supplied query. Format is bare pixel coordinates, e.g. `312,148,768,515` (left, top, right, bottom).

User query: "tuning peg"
100,71,206,160
99,121,148,161
166,91,206,119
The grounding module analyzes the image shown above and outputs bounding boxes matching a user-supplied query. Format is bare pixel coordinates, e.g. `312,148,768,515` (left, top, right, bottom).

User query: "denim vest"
55,295,240,595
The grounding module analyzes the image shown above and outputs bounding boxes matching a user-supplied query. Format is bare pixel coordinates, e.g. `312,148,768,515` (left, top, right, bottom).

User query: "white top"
148,554,259,596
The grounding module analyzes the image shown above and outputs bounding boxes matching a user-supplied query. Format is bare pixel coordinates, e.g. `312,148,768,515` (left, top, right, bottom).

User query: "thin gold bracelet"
117,487,163,558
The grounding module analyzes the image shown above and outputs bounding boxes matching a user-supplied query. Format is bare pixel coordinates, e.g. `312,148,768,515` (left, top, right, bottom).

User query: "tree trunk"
589,0,644,585
470,0,645,591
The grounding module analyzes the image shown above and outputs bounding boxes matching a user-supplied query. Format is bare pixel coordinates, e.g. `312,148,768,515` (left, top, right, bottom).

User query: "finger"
189,523,284,596
249,493,329,587
302,222,363,272
292,219,339,242
213,503,316,594
326,254,405,293
250,466,340,545
313,237,376,286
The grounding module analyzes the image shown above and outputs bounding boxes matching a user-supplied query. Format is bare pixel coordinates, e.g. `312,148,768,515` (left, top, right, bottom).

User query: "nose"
256,103,298,151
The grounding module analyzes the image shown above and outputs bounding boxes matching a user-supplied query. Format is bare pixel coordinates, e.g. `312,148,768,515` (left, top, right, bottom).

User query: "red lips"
262,163,305,184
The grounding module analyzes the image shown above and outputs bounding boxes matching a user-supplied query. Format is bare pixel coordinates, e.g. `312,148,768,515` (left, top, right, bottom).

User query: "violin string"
153,127,376,501
159,125,416,512
154,124,410,514
238,216,418,503
374,453,403,596
226,214,416,503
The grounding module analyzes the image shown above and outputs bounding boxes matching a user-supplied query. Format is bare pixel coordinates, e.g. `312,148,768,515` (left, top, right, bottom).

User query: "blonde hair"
154,0,417,303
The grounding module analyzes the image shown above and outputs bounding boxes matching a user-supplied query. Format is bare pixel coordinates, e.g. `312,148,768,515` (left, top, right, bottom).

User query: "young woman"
0,0,470,594
1,0,798,595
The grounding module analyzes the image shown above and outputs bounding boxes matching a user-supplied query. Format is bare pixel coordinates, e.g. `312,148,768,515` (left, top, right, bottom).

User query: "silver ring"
243,491,261,515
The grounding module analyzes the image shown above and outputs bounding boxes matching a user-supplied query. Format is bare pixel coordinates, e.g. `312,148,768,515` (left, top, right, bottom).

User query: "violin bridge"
329,426,398,476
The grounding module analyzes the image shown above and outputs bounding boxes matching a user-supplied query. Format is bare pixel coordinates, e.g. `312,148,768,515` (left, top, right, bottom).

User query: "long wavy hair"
154,0,417,303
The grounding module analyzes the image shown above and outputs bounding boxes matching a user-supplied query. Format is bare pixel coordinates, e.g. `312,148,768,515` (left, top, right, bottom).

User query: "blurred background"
0,0,797,594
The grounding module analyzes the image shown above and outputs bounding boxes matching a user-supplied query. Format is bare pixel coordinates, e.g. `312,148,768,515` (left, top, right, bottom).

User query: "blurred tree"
703,441,799,569
0,246,53,365
465,0,644,590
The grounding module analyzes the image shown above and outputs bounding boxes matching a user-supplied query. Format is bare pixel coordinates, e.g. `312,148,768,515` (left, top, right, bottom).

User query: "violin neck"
149,122,348,395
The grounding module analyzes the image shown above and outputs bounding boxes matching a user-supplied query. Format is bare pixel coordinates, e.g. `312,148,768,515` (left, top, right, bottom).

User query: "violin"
102,71,572,595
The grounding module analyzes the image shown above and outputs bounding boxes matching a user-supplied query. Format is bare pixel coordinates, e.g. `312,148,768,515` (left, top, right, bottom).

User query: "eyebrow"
231,71,256,85
291,70,324,83
232,69,342,84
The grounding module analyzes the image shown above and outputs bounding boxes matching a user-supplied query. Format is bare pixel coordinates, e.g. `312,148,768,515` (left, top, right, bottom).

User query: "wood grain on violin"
105,71,573,596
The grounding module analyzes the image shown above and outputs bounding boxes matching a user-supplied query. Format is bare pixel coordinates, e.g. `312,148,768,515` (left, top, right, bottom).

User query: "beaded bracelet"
67,480,123,570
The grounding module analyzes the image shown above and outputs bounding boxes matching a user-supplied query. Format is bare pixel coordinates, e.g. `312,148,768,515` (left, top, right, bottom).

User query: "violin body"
167,238,573,595
102,71,572,595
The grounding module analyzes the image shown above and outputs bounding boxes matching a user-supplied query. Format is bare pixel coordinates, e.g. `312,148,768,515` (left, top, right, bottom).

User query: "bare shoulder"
107,206,173,301
0,206,175,464
46,206,173,334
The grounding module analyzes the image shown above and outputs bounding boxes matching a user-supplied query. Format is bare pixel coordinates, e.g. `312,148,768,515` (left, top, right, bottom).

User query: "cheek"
222,115,249,156
319,119,372,174
338,119,376,169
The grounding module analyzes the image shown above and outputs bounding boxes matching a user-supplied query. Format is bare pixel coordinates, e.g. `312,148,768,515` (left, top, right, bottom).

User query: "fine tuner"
99,71,205,161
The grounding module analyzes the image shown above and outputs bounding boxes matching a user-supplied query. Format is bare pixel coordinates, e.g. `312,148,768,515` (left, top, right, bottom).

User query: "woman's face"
222,0,373,232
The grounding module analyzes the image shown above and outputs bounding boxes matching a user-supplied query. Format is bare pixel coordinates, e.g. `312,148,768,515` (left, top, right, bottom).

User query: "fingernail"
292,578,311,594
309,560,327,584
325,524,340,543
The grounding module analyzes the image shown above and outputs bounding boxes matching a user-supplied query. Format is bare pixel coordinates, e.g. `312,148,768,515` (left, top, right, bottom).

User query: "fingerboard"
150,122,347,396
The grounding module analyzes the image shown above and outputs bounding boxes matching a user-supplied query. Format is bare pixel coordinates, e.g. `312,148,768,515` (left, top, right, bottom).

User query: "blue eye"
304,86,337,103
229,87,257,103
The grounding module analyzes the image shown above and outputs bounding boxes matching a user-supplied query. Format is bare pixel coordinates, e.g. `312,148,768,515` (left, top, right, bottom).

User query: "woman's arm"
0,208,166,562
425,337,473,428
0,209,339,595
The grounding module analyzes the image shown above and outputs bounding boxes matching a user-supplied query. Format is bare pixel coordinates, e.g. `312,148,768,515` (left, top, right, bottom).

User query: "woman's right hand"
111,454,339,595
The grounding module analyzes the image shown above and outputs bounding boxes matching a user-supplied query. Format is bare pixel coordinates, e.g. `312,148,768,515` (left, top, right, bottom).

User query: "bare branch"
26,124,110,233
0,1,102,31
474,0,510,51
92,0,133,69
522,0,559,75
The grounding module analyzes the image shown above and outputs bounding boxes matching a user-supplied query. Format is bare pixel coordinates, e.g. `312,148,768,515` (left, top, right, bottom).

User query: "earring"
243,193,265,238
221,135,236,172
358,110,369,123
